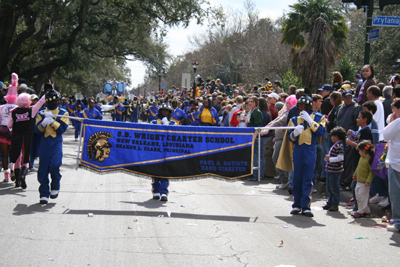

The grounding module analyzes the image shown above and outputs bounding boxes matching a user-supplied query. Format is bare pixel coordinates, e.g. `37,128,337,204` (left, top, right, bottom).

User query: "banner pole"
76,120,85,170
258,129,261,181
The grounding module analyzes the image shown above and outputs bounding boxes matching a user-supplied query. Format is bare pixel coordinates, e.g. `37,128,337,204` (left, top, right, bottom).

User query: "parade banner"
79,120,255,180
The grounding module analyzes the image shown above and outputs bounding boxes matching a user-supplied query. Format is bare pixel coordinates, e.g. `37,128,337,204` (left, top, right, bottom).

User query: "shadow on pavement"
324,211,347,219
13,203,56,216
63,208,255,222
0,183,28,197
389,234,400,247
275,215,326,228
120,199,168,209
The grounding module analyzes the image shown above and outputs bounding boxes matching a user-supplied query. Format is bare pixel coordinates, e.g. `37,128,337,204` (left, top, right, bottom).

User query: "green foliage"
281,70,304,91
333,56,358,82
281,0,348,51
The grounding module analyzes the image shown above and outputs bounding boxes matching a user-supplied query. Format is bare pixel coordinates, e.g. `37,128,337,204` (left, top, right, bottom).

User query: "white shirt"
374,99,385,141
383,118,400,172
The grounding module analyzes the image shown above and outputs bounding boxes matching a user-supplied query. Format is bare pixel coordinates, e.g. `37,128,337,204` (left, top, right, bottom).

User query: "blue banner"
117,82,125,94
79,120,255,179
104,82,112,94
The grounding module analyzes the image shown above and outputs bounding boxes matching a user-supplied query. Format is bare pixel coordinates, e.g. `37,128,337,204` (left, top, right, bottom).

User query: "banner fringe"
78,166,246,182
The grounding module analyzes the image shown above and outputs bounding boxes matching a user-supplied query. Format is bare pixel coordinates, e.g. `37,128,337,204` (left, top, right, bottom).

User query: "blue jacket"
197,106,219,126
83,107,103,120
171,107,187,125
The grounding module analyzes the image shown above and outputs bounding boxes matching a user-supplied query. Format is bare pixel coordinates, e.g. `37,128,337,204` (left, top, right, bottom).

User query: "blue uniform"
171,107,187,125
72,110,84,139
115,105,125,121
130,101,140,122
146,106,158,121
150,116,176,194
35,107,69,199
188,111,200,126
197,106,219,126
287,112,326,211
83,107,103,120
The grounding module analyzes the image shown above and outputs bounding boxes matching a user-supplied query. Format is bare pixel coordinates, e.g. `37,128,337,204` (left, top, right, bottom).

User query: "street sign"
368,28,380,41
372,16,400,26
160,85,167,88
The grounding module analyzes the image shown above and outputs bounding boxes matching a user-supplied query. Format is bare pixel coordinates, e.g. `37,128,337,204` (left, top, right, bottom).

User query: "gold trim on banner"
83,124,253,136
80,164,251,180
80,141,253,169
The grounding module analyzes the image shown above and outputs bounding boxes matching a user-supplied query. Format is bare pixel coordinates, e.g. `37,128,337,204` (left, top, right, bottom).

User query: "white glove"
41,118,50,127
47,118,55,125
239,113,246,122
300,111,313,126
162,117,169,125
293,125,304,138
44,111,53,118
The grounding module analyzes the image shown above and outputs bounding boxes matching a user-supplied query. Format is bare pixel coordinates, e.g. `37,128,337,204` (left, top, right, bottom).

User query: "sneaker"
322,204,331,210
378,197,390,207
273,175,280,180
50,190,59,199
345,186,351,191
369,194,384,204
346,198,354,206
351,212,365,218
153,193,160,200
312,188,318,194
301,210,314,217
279,182,289,189
381,204,391,211
29,167,38,172
290,207,301,215
160,194,168,201
3,170,10,182
387,225,400,233
39,197,49,204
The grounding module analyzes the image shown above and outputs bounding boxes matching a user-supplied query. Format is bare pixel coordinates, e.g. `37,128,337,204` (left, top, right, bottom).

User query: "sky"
126,0,298,89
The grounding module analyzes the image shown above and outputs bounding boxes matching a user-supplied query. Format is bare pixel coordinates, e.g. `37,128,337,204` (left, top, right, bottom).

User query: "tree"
281,0,348,92
0,0,222,92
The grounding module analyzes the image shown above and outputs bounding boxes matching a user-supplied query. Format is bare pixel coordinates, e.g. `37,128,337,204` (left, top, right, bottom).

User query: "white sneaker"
369,194,384,204
387,225,400,232
378,197,390,207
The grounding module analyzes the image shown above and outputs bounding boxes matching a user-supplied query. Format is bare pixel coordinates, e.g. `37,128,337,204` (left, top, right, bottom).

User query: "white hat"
196,74,201,79
20,83,28,89
268,92,280,100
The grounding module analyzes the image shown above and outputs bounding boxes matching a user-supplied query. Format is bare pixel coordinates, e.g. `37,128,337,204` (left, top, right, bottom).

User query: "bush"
281,70,305,92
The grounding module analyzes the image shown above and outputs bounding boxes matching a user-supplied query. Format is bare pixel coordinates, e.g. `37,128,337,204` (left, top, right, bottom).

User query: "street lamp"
192,60,199,99
158,72,162,92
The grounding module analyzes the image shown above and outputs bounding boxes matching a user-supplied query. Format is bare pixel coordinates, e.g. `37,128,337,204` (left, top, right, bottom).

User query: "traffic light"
342,0,369,9
379,0,400,11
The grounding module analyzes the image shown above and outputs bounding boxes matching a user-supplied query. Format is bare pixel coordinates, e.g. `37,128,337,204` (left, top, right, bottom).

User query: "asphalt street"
0,116,399,267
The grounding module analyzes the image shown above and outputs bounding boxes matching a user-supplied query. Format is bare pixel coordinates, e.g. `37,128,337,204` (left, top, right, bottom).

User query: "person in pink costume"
7,92,46,188
0,73,18,182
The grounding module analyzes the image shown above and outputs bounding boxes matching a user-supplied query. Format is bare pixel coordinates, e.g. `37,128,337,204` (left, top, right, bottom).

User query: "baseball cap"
268,92,280,100
318,84,333,91
355,73,361,78
342,89,353,97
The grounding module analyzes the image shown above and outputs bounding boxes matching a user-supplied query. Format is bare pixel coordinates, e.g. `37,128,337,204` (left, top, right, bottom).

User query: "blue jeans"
370,175,388,197
388,166,400,230
288,171,294,187
313,143,323,185
326,172,342,206
253,137,268,179
320,133,331,178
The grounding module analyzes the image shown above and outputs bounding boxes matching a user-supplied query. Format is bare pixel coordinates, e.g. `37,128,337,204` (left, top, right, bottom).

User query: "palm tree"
281,0,348,92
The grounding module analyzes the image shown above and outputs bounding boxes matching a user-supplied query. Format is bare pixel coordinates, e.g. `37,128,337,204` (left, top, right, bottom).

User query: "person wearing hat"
355,73,363,87
336,89,362,190
267,92,280,120
150,103,176,201
285,94,326,217
317,84,334,183
35,89,69,204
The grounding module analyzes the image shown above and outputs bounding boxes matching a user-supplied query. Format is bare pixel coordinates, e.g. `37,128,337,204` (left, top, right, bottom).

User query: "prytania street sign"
372,16,400,26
